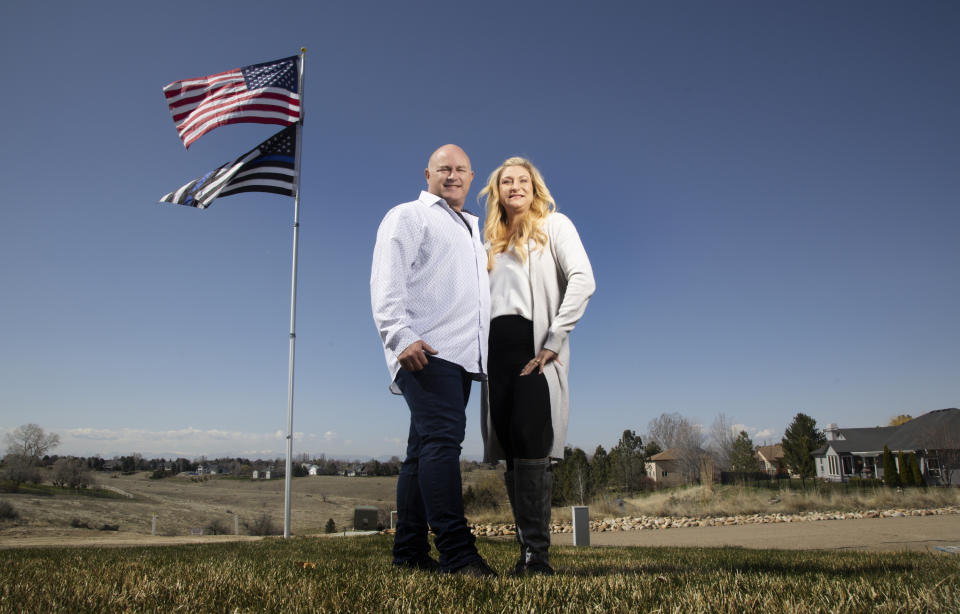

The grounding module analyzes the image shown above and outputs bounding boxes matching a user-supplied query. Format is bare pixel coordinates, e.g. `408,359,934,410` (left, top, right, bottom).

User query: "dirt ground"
580,513,960,553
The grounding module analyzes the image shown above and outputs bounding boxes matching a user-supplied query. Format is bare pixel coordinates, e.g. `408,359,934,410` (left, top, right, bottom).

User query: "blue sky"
1,1,957,460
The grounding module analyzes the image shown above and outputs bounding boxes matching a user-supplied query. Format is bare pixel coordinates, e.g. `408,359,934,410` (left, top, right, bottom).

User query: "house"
644,448,707,486
812,408,960,485
755,444,787,475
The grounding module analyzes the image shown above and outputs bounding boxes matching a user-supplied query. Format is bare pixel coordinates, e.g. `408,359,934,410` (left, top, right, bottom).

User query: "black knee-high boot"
504,468,526,574
513,458,554,575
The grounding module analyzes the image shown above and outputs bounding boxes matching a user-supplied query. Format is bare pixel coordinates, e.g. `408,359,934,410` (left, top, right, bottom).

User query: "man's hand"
520,349,560,376
398,340,438,372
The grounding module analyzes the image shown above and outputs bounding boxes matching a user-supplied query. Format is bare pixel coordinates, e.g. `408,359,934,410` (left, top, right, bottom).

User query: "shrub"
70,518,91,529
205,519,230,535
0,500,18,520
463,474,504,514
99,524,119,531
51,458,94,489
324,518,336,533
1,454,43,486
243,513,280,536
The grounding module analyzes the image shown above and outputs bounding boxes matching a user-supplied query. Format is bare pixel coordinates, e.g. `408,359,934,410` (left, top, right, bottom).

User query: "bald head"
425,144,474,211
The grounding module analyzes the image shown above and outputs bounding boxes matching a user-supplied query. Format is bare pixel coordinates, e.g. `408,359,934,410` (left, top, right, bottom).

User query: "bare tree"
4,424,60,460
709,413,737,470
1,453,43,487
920,426,960,486
646,412,707,482
51,458,94,489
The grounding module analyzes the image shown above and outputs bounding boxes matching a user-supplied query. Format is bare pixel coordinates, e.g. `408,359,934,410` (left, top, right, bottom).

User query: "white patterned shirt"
371,191,490,393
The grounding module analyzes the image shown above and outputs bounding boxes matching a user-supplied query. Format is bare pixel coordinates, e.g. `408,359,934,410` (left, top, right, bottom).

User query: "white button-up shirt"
371,190,490,393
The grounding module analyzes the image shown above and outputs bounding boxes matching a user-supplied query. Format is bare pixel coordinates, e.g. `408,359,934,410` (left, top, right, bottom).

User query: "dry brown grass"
0,471,401,540
618,484,960,518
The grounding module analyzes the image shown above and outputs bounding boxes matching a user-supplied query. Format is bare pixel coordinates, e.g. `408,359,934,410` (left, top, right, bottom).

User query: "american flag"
163,56,301,149
159,125,297,209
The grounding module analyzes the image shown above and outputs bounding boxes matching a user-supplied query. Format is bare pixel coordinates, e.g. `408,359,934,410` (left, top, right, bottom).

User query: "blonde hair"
479,156,556,271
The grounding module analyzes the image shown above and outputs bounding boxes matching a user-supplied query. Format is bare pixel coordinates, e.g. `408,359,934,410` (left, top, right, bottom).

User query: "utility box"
572,506,590,546
354,506,379,531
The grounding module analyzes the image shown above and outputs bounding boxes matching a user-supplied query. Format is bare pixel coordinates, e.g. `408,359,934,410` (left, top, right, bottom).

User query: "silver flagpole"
283,47,306,539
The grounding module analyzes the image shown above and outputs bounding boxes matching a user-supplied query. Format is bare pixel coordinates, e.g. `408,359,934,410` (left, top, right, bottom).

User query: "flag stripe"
177,97,300,137
172,91,299,123
163,56,300,148
160,126,297,209
181,116,297,150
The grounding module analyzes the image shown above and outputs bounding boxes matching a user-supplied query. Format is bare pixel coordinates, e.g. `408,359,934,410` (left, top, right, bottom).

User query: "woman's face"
499,165,534,220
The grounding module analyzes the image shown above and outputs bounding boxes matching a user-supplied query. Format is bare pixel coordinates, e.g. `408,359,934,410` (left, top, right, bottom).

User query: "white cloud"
53,427,336,459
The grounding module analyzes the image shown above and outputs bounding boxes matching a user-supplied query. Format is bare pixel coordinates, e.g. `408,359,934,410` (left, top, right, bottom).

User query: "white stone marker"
572,506,590,546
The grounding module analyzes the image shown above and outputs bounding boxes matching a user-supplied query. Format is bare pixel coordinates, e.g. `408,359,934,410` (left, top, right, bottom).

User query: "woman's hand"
520,349,560,376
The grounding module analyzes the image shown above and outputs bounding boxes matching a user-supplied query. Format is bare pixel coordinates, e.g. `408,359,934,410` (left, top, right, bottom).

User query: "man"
370,144,495,576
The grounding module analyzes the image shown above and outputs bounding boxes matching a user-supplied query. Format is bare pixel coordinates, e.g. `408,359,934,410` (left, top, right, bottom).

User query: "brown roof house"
645,448,710,487
756,444,787,476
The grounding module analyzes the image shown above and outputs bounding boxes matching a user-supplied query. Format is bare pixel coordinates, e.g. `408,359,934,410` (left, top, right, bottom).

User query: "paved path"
4,514,958,553
573,514,960,552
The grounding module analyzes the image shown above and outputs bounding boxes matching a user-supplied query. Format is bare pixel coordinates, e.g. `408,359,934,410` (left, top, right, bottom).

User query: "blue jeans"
393,356,480,571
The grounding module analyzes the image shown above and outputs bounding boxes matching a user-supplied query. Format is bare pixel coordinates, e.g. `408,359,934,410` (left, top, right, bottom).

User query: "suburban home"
755,444,787,475
645,448,718,486
812,408,959,485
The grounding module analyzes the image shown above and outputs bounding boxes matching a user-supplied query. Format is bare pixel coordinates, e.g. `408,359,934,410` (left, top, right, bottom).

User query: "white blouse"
489,248,532,320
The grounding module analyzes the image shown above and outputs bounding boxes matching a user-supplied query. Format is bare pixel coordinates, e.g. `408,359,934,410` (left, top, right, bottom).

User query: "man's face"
425,147,474,210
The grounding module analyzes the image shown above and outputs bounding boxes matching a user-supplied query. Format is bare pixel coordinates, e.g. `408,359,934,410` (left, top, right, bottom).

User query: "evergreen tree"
781,413,826,479
909,454,924,488
324,518,336,533
563,447,591,505
729,431,760,472
644,441,663,459
897,450,914,486
552,446,592,505
882,445,899,487
590,445,611,494
609,430,645,493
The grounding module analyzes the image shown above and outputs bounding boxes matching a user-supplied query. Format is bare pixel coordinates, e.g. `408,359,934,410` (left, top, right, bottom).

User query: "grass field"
1,534,957,613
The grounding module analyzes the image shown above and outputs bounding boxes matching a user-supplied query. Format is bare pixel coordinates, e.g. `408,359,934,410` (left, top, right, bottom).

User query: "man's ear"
424,169,430,183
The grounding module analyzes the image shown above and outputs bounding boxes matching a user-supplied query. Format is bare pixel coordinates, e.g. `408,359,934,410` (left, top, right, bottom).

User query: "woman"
479,156,595,575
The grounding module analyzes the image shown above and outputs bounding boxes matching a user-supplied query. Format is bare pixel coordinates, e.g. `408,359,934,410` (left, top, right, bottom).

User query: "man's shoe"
450,558,498,577
393,554,440,572
524,560,554,576
507,557,526,576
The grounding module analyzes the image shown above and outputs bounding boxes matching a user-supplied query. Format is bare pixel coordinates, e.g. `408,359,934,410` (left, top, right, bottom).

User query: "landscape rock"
469,506,960,536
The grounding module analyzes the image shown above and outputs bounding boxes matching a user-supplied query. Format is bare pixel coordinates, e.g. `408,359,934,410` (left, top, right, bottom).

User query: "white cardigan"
482,212,596,461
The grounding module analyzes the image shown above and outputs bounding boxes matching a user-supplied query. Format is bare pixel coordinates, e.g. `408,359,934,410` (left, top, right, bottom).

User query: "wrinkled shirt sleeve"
371,206,422,357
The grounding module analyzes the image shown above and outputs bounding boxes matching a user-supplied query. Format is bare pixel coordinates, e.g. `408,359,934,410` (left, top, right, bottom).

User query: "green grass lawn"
1,535,957,613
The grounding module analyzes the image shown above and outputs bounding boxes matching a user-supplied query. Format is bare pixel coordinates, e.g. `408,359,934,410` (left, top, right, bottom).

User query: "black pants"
488,315,553,463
